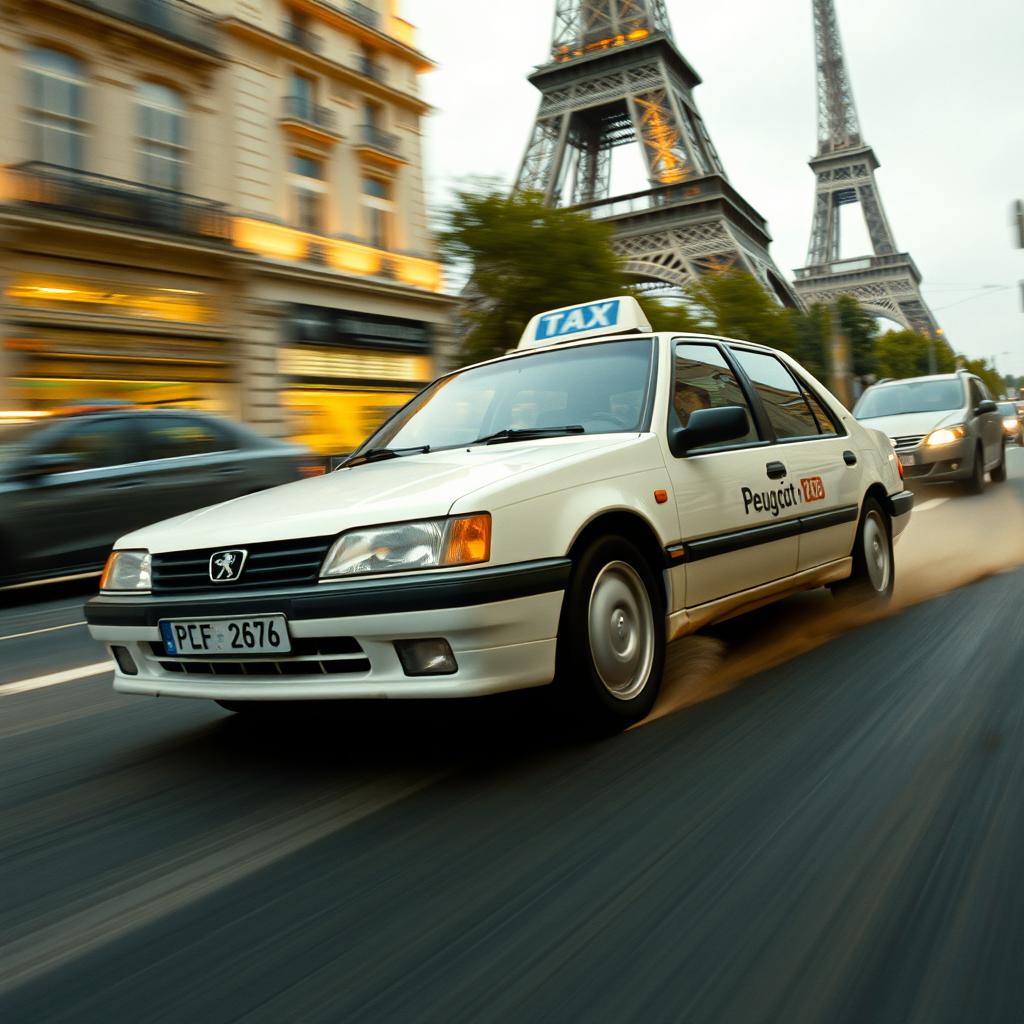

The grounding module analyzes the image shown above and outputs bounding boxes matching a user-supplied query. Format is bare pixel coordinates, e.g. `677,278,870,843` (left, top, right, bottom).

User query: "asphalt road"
1,448,1023,1023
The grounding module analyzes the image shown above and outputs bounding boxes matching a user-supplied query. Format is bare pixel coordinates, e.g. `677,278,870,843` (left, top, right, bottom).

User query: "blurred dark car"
0,408,312,586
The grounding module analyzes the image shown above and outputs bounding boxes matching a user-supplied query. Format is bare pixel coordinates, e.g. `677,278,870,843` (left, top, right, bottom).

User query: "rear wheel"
833,497,894,605
991,441,1008,483
553,536,665,733
963,444,985,495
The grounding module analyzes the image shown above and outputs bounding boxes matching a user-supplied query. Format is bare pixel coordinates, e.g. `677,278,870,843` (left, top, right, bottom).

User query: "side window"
968,379,984,410
39,418,133,471
672,343,758,448
142,416,231,460
731,349,822,440
792,373,841,437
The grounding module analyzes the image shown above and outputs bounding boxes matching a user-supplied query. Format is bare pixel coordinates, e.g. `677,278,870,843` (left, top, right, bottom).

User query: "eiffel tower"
794,0,939,335
515,0,799,306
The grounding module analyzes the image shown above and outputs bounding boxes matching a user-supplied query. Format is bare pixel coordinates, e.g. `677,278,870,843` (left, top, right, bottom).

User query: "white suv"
87,298,912,731
854,371,1007,494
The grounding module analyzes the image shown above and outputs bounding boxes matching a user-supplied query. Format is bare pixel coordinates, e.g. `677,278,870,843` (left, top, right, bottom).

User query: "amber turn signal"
443,514,491,567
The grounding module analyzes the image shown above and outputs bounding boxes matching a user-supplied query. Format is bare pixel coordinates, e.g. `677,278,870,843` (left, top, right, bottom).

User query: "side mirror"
974,399,998,416
13,451,83,481
669,406,750,457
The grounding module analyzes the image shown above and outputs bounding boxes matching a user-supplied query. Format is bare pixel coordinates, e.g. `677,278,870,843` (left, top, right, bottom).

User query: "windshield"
855,379,964,419
997,402,1017,415
360,339,655,454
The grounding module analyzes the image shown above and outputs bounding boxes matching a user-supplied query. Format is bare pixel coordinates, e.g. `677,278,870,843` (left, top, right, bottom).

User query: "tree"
835,296,879,379
685,272,799,355
958,356,1004,398
874,329,957,380
440,188,628,364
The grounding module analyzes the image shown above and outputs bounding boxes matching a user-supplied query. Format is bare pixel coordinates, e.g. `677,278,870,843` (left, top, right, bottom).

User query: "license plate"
899,452,917,467
159,615,291,656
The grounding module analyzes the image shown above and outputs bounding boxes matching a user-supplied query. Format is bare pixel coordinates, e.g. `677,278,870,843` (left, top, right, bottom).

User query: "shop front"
2,269,234,418
282,304,434,456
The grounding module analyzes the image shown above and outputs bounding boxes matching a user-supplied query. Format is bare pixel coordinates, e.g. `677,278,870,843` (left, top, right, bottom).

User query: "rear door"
728,347,861,573
663,340,798,607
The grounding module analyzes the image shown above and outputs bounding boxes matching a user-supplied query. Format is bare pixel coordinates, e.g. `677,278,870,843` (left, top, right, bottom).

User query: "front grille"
151,537,334,593
892,435,925,451
147,636,370,678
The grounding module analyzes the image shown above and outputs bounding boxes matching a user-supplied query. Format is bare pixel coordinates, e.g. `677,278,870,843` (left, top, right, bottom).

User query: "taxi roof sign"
517,296,652,351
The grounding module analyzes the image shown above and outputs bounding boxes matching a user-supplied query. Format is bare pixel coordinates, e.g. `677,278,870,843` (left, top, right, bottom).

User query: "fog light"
394,639,457,677
111,645,138,676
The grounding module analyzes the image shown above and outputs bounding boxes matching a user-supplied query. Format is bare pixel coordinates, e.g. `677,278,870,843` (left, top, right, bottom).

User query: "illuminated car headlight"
1003,417,1019,432
100,550,152,592
320,514,491,579
924,425,966,448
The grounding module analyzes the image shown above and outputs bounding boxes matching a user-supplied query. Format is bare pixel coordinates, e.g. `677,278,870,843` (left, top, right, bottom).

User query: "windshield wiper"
343,445,430,468
473,425,585,446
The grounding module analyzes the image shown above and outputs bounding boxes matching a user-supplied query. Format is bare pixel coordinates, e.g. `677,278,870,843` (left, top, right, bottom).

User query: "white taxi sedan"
86,297,912,730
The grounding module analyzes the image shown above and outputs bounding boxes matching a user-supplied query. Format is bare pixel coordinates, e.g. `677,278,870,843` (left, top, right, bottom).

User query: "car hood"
855,409,965,439
118,435,643,553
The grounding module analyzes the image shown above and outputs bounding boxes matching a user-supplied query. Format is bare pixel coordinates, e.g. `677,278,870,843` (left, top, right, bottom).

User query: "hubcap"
863,511,891,593
587,561,655,701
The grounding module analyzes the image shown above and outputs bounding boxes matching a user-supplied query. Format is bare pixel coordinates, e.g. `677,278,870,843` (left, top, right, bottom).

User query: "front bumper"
897,438,971,483
85,559,570,702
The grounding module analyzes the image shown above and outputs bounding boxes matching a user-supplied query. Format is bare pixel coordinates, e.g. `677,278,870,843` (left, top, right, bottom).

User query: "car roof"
871,373,963,387
465,330,778,376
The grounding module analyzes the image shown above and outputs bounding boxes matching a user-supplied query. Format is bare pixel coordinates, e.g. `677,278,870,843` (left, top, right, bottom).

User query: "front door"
664,341,799,608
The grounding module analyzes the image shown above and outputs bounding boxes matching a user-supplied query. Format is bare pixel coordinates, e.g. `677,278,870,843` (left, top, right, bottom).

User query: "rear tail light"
896,457,905,479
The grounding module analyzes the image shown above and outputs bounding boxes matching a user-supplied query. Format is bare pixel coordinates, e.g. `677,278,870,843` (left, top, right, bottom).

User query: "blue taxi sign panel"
517,296,652,350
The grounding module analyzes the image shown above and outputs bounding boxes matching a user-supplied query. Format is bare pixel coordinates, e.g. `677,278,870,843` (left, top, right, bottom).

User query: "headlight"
320,514,491,579
100,550,152,592
924,425,966,448
1003,417,1019,431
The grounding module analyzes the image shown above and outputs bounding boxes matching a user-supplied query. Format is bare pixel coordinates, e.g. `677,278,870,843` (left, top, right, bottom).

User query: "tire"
963,444,985,495
991,441,1007,484
553,536,665,733
833,497,895,606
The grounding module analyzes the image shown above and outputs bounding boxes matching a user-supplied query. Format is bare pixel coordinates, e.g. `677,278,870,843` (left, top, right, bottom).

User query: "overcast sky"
404,0,1024,378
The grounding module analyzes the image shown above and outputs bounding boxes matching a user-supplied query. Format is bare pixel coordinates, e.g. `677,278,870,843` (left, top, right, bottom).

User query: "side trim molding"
667,504,860,564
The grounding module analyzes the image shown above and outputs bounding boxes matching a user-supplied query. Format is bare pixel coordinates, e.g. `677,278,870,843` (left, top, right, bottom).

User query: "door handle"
843,450,858,466
766,461,788,480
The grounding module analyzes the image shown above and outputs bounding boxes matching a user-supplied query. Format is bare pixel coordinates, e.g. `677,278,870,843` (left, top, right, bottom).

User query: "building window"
361,176,393,250
24,48,86,169
290,71,316,120
138,83,187,191
291,153,326,233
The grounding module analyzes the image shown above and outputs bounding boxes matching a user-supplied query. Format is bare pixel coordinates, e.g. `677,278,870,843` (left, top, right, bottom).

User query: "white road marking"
915,498,951,513
0,620,87,643
0,661,112,697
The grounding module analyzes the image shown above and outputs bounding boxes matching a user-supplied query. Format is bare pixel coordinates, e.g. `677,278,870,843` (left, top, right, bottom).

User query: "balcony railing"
358,125,401,157
282,97,338,133
356,56,387,82
67,0,221,55
345,0,380,29
285,22,324,53
4,163,231,243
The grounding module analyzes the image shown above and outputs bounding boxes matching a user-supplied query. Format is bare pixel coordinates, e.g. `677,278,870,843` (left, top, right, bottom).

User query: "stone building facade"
0,0,454,454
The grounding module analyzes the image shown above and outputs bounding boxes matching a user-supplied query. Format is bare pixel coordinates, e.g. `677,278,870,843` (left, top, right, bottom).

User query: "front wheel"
991,441,1007,483
833,497,894,605
963,444,985,495
553,536,665,733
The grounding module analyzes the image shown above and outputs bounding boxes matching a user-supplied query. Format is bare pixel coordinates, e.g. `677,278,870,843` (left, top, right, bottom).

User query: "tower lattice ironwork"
794,0,939,334
515,0,798,305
